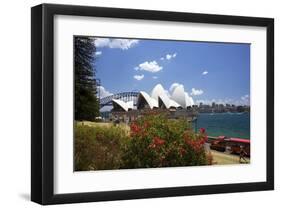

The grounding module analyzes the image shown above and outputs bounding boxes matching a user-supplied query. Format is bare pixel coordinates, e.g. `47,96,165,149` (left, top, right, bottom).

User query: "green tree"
75,36,99,121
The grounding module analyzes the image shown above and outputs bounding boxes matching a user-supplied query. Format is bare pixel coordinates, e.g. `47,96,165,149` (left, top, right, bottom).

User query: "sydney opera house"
109,84,196,122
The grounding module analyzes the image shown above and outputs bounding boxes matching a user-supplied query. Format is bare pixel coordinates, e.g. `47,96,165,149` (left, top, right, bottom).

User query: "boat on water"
207,136,250,157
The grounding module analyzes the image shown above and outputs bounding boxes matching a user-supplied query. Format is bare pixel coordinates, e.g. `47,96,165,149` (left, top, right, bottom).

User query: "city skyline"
93,37,250,106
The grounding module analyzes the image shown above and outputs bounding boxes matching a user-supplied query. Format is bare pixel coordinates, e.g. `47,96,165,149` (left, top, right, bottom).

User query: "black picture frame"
31,3,274,205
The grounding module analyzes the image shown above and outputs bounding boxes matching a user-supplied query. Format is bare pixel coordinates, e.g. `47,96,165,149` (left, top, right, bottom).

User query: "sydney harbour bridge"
99,92,139,108
95,78,139,109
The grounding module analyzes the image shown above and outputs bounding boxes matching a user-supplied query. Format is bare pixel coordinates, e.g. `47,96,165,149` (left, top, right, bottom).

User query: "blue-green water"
194,112,250,139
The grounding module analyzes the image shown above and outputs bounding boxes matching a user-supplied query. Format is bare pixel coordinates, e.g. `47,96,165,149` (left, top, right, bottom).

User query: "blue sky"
93,37,250,106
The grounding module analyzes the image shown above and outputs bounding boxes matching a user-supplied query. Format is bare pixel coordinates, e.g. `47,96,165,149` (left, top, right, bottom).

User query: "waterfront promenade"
211,150,250,164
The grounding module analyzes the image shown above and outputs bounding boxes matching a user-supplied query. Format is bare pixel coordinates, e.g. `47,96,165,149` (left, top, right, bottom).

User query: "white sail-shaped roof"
126,101,134,110
112,99,129,111
158,94,170,108
151,84,166,100
171,85,186,107
136,84,193,110
112,99,135,112
138,91,158,109
185,92,192,107
189,97,194,106
169,99,181,108
171,85,194,108
159,94,181,109
152,84,182,109
150,98,158,108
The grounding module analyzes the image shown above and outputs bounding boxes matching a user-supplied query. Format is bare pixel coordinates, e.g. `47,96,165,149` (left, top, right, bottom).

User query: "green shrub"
121,114,208,169
74,123,129,171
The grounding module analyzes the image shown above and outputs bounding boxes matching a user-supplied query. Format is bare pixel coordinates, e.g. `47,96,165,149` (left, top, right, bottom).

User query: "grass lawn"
76,121,111,127
76,121,131,134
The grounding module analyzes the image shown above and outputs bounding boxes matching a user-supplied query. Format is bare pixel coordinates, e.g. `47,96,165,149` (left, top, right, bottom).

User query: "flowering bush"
121,114,209,169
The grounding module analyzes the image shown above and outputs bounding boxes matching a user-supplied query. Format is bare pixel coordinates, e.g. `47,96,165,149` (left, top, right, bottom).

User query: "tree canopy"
74,36,99,121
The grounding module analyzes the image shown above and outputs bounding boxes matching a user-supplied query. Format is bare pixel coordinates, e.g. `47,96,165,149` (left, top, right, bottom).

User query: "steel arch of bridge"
99,92,139,108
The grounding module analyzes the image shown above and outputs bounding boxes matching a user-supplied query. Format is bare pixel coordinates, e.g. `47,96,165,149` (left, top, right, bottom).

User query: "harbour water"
194,112,250,139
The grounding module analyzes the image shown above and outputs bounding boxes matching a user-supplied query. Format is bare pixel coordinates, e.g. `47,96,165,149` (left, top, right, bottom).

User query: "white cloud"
109,39,139,50
134,66,139,71
195,96,250,106
160,57,164,61
195,99,213,105
137,61,163,73
202,71,208,75
166,54,172,60
97,86,113,98
241,94,249,101
95,38,139,50
152,76,158,79
169,83,184,93
195,98,230,105
95,51,102,56
190,88,204,96
165,53,177,60
95,38,110,47
134,74,144,81
241,94,250,105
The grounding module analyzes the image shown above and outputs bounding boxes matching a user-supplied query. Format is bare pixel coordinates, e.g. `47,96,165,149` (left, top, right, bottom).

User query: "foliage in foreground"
75,123,129,171
75,114,211,171
121,114,209,169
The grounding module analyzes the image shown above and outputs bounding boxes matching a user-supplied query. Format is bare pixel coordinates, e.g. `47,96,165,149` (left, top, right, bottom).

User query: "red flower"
185,139,204,153
149,137,165,149
153,137,165,146
130,123,141,134
199,128,206,134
